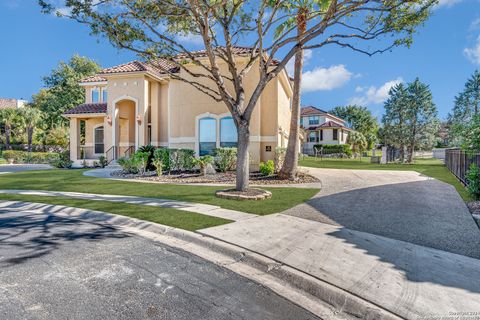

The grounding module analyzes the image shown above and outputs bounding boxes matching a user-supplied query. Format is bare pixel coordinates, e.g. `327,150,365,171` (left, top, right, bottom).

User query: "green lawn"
0,194,230,231
300,157,471,201
0,169,319,215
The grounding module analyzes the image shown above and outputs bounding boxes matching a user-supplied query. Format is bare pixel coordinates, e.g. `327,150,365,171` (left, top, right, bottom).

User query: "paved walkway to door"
284,168,480,259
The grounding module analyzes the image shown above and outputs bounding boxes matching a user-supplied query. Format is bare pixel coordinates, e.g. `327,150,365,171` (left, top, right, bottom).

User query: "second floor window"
92,88,100,103
309,116,319,125
102,89,108,102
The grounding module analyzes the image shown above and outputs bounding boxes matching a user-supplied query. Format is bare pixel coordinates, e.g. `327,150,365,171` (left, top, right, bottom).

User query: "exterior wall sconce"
106,115,112,126
136,114,142,125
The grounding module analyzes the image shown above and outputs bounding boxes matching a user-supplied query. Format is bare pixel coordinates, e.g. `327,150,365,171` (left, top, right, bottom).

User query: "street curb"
0,201,403,320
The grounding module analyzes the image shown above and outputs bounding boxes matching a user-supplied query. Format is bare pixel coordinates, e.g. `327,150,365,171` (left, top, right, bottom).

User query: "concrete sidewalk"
0,190,255,221
199,214,480,319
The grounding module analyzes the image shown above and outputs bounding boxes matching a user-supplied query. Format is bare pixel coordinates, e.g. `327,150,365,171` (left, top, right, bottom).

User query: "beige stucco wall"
72,57,294,169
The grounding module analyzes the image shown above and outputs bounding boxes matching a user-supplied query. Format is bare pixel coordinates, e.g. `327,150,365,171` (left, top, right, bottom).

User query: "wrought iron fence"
445,148,480,186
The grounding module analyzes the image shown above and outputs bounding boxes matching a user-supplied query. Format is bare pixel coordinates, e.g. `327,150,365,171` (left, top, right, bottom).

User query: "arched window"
94,126,104,154
199,117,216,156
220,117,237,148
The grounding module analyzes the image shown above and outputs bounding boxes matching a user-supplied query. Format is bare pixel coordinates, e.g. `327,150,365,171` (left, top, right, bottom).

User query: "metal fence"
445,148,480,185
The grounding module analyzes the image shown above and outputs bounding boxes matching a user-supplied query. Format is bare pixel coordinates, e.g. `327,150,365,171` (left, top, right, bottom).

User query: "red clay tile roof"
80,75,107,83
80,46,284,83
0,98,18,109
300,106,328,116
63,103,107,115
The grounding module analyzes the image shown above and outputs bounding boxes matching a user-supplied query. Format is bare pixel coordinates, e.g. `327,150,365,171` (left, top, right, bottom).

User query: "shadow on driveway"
286,179,480,259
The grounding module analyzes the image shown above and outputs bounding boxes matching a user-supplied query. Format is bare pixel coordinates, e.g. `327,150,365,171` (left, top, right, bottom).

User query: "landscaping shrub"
313,144,352,157
215,147,237,172
138,144,156,171
274,147,286,173
117,157,139,174
169,149,182,172
466,163,480,200
180,149,196,171
98,155,108,168
49,151,72,168
153,148,171,172
0,158,6,165
133,151,150,175
152,157,163,176
2,150,60,164
259,160,275,176
194,155,214,176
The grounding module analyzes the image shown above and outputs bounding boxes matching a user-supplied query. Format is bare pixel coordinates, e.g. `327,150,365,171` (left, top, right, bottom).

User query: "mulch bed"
111,170,319,185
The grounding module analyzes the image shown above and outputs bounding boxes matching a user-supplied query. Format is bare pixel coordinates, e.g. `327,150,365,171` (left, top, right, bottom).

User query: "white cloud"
286,49,313,76
348,78,403,105
55,7,72,16
470,18,480,31
464,36,480,65
177,33,204,45
435,0,463,8
302,64,353,92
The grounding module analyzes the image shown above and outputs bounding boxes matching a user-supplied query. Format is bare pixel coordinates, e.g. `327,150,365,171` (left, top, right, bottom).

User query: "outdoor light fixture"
106,115,112,125
137,114,142,125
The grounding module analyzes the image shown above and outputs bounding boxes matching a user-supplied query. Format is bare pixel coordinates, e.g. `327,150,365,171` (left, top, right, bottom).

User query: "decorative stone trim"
215,188,272,201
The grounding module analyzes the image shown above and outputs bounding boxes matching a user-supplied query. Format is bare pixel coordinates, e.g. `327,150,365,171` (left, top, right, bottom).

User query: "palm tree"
0,108,20,150
21,106,43,152
278,5,309,180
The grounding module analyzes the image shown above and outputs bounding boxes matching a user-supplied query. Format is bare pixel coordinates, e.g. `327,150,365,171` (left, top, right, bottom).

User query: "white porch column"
69,117,80,162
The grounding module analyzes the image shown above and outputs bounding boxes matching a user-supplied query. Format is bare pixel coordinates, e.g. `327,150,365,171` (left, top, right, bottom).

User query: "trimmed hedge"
1,150,61,164
313,144,352,157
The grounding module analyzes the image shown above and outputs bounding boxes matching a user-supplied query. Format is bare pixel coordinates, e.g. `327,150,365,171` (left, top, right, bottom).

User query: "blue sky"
1,0,479,120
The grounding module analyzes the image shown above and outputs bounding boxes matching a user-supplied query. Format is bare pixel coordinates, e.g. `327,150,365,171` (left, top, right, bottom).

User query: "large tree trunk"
278,9,307,180
236,121,250,191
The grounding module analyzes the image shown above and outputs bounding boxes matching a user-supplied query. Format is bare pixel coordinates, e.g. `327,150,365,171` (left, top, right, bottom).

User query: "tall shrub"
466,163,480,200
215,147,237,172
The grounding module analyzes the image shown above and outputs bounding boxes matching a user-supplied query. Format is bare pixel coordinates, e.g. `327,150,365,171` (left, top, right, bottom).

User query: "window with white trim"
309,116,319,125
92,88,100,103
220,117,237,148
102,89,108,102
199,117,217,156
308,132,317,143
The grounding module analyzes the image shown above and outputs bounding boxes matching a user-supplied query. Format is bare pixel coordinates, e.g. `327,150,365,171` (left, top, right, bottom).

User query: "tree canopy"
382,78,438,162
448,70,480,147
39,0,436,190
31,55,100,130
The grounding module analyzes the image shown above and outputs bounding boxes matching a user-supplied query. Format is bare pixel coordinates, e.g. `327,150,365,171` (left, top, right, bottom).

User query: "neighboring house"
0,98,27,109
300,106,352,154
63,47,294,168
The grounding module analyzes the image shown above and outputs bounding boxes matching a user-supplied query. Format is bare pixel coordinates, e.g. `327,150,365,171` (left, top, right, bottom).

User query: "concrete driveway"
0,205,318,320
285,168,480,259
0,164,52,174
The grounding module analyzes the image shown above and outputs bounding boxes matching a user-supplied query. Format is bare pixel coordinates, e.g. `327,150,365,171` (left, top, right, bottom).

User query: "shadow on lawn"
0,203,128,267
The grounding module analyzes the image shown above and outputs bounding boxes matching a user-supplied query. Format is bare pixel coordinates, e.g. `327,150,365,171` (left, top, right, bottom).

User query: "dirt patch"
111,170,319,185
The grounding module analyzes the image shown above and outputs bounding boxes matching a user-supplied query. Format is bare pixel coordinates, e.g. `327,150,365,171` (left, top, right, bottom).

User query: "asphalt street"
0,206,319,320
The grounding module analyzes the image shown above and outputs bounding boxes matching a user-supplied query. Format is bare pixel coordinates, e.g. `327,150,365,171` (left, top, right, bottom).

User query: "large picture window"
199,117,217,156
94,126,104,154
220,117,237,148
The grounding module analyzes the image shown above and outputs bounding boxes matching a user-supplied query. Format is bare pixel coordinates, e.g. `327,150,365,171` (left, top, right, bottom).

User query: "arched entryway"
112,96,138,159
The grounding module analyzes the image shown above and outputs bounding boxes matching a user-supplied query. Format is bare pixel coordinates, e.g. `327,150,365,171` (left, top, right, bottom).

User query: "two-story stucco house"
300,106,352,154
64,47,294,168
